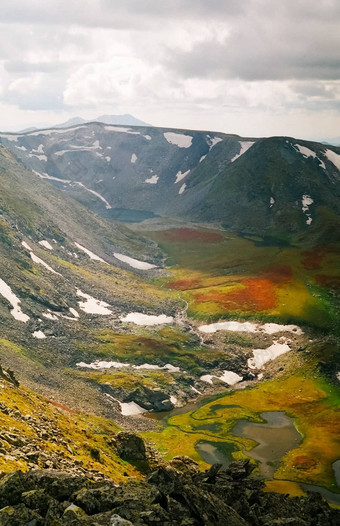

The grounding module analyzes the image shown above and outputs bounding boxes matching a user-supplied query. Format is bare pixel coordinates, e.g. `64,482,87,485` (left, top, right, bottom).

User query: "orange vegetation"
195,278,277,312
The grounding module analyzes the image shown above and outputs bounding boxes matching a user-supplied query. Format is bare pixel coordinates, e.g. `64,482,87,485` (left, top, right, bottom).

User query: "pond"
231,411,302,478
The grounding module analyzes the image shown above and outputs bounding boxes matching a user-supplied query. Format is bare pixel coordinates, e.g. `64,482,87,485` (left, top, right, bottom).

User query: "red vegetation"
293,456,317,470
195,278,277,312
301,248,325,270
260,264,293,284
160,228,224,243
315,274,340,290
46,399,74,413
166,278,201,290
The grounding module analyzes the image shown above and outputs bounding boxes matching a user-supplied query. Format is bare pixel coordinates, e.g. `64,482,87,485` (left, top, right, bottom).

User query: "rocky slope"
1,457,339,525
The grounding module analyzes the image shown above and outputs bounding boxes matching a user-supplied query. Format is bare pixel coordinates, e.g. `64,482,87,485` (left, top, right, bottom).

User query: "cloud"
0,0,339,137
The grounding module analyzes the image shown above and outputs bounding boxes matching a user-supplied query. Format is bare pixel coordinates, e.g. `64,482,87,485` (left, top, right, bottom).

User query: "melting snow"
131,153,137,163
248,340,291,369
0,278,30,322
175,170,190,184
69,308,79,318
76,360,180,372
113,253,157,270
27,126,85,136
301,194,313,225
337,372,340,381
144,175,159,184
170,395,178,405
199,155,207,163
74,182,112,209
22,241,61,275
144,135,151,141
164,132,193,148
207,136,223,150
75,242,107,263
105,156,111,162
294,144,317,158
104,126,140,135
270,197,275,208
121,312,173,326
325,149,340,170
231,141,255,162
119,401,147,416
32,330,46,339
178,183,186,195
199,321,303,335
42,311,59,321
200,370,243,386
39,240,53,250
76,290,112,315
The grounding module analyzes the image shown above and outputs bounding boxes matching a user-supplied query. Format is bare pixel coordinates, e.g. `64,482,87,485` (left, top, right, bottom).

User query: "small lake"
232,411,302,478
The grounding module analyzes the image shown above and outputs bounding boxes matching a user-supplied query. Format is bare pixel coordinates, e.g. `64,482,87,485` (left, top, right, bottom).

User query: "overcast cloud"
0,0,339,139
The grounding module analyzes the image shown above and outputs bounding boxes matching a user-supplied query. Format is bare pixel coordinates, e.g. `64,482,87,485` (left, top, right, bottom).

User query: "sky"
0,0,339,140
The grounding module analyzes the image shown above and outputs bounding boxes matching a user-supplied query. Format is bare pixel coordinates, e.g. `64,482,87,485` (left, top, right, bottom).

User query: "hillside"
0,123,339,239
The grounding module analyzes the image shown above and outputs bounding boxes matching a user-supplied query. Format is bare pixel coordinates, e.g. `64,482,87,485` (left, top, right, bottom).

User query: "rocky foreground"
0,453,339,525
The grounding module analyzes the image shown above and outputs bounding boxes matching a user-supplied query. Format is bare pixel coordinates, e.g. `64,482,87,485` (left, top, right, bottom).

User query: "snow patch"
22,241,61,275
32,330,46,339
69,308,79,318
76,290,112,315
248,340,291,369
175,170,190,184
294,144,317,158
325,149,340,170
144,135,152,141
207,136,222,150
131,153,137,163
199,321,303,335
199,155,207,163
270,197,275,208
231,141,255,162
119,401,147,416
200,370,242,386
0,278,30,323
178,183,186,195
144,175,159,184
39,240,53,250
104,126,140,135
121,312,173,326
164,132,193,148
301,194,313,225
75,242,107,263
113,253,157,270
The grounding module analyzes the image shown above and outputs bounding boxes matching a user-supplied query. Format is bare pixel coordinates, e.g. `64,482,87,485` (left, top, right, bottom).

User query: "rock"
114,432,146,461
0,471,25,507
110,514,134,526
62,503,88,521
0,504,43,525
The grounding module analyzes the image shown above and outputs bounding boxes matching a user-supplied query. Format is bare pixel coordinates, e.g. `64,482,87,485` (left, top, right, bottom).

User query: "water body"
232,411,302,478
195,441,236,468
104,208,158,222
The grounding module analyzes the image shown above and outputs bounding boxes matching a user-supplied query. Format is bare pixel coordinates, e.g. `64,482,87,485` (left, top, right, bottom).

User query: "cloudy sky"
0,0,339,139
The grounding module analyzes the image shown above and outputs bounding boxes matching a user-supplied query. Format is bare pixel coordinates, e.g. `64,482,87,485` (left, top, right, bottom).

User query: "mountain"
54,113,151,129
0,123,339,239
0,121,339,511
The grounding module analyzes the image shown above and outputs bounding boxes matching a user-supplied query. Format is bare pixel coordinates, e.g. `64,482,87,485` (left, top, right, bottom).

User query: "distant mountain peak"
54,114,151,129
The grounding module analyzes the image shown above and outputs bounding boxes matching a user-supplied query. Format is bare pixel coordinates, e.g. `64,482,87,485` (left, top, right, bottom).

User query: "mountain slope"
0,124,339,238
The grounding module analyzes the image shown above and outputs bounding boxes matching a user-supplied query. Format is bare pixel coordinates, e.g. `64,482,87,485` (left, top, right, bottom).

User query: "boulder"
114,432,146,461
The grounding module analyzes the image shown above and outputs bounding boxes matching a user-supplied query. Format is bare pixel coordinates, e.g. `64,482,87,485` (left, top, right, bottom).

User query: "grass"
144,355,340,492
146,227,340,329
0,379,141,482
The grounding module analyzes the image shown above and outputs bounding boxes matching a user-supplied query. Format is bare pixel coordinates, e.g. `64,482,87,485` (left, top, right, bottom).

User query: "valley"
0,122,339,515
